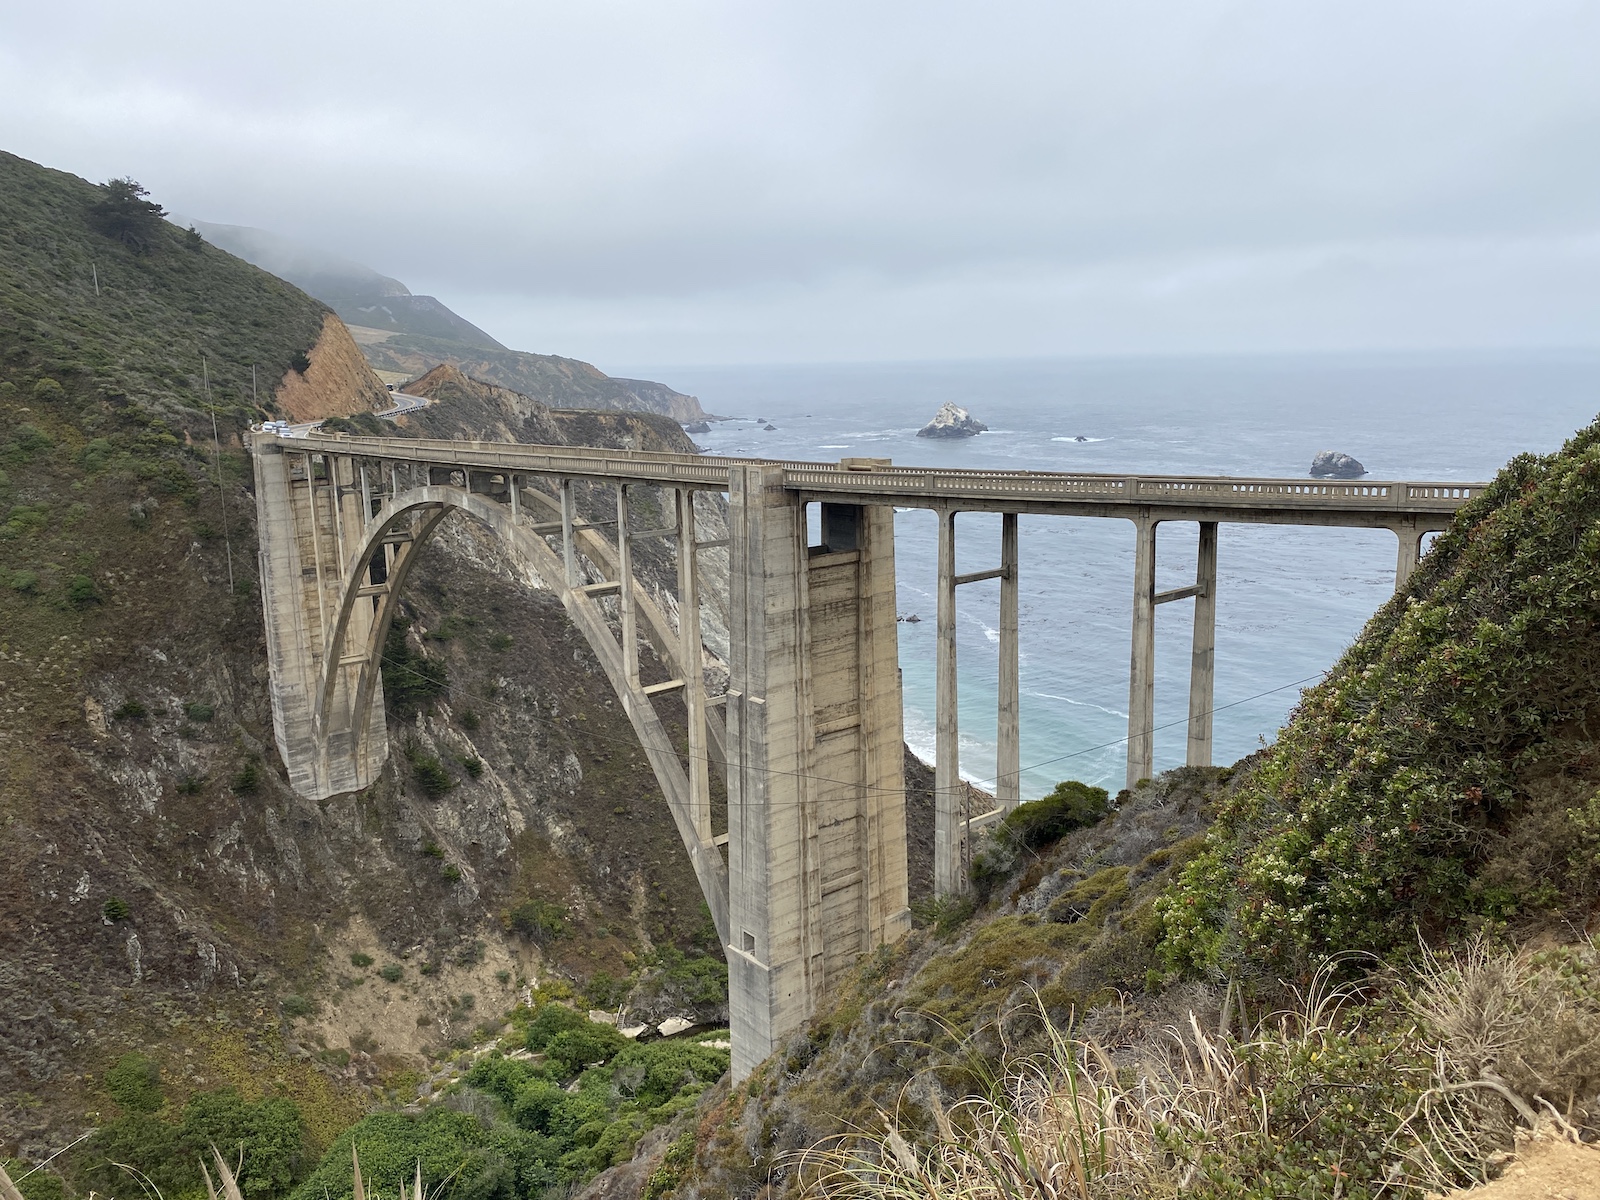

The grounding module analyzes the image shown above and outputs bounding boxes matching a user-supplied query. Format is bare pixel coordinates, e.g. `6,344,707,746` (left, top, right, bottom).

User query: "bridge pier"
932,510,1024,896
1393,519,1426,590
1126,517,1158,789
725,467,909,1080
1127,519,1222,789
1186,522,1219,768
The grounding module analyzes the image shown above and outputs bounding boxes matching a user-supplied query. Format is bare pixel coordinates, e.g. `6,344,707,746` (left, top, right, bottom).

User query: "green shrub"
378,963,403,983
280,994,316,1019
461,755,484,779
1162,424,1600,977
183,701,214,722
8,569,37,593
104,1051,163,1112
421,840,444,859
523,1003,592,1052
459,708,481,731
65,574,99,606
349,952,373,969
381,619,447,718
440,864,462,883
509,898,568,942
543,1024,627,1079
410,754,453,798
111,700,146,720
102,896,131,922
231,758,261,795
971,779,1111,891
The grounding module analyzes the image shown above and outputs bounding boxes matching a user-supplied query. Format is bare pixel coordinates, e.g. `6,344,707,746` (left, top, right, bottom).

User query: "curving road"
377,390,430,420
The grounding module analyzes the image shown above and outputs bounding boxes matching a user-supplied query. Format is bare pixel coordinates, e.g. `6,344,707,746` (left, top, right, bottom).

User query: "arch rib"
315,483,731,946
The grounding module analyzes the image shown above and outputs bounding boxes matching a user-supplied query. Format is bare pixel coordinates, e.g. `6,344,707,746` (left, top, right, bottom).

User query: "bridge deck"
270,432,1487,524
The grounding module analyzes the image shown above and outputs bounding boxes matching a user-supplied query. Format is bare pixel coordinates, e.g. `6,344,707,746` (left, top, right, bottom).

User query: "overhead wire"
376,643,1325,806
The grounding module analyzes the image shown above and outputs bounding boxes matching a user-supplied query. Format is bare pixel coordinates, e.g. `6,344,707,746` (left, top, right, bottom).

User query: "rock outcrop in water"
1310,450,1367,479
917,401,988,439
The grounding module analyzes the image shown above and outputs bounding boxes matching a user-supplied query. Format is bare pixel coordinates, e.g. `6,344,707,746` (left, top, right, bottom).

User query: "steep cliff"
271,313,391,423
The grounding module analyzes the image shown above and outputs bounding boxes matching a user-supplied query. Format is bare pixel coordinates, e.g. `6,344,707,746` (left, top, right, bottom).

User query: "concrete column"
997,512,1020,809
934,508,964,895
1186,521,1218,768
724,465,908,1081
678,489,711,842
726,464,816,1082
616,484,639,687
1126,516,1157,790
1394,521,1425,591
508,474,520,525
560,478,578,587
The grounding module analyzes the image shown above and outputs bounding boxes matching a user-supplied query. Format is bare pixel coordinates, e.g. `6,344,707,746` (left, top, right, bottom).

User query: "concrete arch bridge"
250,430,1483,1077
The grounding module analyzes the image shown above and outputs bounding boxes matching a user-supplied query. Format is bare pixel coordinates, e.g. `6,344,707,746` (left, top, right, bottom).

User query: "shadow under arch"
314,482,731,947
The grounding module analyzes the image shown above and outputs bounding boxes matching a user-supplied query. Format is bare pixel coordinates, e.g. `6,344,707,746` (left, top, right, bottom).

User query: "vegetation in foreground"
7,1002,726,1200
804,943,1600,1199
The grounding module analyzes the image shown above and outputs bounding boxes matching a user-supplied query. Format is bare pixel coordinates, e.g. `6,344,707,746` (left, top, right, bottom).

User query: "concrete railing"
269,432,1486,517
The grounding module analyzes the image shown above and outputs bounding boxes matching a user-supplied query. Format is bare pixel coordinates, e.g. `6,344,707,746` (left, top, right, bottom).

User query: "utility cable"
376,644,1325,804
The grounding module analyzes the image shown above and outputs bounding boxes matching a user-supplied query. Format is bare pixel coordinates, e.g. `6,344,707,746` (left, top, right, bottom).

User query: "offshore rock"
1310,450,1367,479
917,402,988,439
682,421,711,434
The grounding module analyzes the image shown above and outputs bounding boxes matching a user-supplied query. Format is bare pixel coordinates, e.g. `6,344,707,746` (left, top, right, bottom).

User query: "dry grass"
800,945,1600,1200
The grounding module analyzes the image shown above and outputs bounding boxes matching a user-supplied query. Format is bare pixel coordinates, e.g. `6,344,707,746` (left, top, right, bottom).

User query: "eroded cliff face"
0,378,724,1158
273,314,391,423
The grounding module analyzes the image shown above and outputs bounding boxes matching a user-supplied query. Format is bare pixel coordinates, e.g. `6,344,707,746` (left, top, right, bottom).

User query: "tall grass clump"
801,946,1597,1200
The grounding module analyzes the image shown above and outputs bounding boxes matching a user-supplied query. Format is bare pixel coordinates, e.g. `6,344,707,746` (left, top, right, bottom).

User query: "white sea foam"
1029,691,1129,721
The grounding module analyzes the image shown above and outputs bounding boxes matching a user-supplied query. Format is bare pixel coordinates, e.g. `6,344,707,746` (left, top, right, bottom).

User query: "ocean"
625,352,1600,797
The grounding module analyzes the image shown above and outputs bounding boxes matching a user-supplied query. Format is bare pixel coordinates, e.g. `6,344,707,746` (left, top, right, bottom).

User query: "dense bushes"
1161,420,1600,977
78,1060,307,1200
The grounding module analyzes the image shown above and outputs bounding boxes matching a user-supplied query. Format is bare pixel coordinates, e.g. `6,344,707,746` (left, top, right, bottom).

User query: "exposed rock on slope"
272,313,391,422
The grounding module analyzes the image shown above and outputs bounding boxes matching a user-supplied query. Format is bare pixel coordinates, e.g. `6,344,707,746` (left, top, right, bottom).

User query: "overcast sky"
4,1,1598,367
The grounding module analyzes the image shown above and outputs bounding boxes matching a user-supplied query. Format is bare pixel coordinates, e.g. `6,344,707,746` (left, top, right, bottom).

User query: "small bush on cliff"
1161,420,1600,978
381,616,448,718
971,779,1111,892
104,1051,163,1112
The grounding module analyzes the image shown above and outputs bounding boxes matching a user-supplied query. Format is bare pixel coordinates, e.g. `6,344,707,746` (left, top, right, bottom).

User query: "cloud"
2,0,1597,364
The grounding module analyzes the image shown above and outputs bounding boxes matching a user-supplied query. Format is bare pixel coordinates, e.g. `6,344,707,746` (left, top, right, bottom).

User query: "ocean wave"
1050,436,1110,443
1029,690,1129,721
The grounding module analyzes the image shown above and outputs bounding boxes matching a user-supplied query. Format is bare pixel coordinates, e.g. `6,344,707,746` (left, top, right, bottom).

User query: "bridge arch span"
257,456,733,947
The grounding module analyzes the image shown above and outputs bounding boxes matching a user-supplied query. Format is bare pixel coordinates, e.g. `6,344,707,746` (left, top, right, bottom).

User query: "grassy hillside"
0,152,327,422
